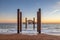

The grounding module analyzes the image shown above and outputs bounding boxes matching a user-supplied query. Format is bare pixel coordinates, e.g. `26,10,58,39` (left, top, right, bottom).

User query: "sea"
0,23,60,36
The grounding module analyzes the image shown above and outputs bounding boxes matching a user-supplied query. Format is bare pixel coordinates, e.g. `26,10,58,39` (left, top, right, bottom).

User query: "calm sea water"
0,23,60,36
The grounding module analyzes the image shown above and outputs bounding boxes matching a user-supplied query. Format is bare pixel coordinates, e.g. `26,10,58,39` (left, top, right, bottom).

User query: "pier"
17,8,41,34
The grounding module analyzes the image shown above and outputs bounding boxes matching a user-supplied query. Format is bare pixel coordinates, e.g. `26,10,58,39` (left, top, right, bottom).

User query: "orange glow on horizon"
0,18,25,23
0,18,60,23
41,19,60,23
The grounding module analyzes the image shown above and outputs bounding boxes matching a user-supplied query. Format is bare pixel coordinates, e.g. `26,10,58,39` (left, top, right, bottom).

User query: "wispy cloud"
43,10,59,16
53,1,60,9
45,1,60,16
49,10,59,14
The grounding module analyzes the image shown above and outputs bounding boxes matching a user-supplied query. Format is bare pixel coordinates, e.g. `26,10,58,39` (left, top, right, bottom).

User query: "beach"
0,23,60,40
0,34,60,40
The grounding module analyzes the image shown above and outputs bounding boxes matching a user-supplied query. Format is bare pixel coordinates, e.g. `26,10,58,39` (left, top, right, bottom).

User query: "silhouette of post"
37,8,41,33
25,18,27,29
19,12,22,32
33,17,35,30
17,9,20,34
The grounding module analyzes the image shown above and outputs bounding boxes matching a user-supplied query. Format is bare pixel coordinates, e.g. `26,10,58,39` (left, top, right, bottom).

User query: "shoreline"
0,33,60,40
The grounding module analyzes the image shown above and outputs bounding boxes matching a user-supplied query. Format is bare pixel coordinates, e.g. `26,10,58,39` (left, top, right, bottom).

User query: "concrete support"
33,17,35,30
25,18,27,29
37,8,41,33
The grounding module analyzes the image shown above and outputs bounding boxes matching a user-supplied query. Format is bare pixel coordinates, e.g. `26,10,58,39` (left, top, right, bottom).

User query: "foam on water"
0,23,60,36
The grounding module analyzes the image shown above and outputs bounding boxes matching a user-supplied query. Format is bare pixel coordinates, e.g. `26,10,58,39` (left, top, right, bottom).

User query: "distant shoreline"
0,23,60,24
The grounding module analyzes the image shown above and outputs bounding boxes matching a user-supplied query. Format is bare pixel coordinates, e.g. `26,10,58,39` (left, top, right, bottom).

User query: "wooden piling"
17,9,20,34
33,17,35,30
19,12,22,32
25,18,27,29
37,8,41,33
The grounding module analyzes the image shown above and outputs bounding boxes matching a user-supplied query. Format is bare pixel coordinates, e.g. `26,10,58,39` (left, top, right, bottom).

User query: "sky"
0,0,60,23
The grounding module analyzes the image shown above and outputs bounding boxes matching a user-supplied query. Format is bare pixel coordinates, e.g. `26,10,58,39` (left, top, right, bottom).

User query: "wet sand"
0,34,60,40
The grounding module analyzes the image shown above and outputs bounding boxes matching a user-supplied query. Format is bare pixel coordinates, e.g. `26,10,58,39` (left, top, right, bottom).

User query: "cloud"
49,10,59,14
43,9,60,18
53,1,60,9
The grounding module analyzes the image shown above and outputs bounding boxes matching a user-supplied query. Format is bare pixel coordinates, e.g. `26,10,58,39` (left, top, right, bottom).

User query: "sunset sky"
0,0,60,23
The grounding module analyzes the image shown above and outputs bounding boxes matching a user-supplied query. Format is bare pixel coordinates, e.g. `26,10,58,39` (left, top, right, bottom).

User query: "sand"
0,34,60,40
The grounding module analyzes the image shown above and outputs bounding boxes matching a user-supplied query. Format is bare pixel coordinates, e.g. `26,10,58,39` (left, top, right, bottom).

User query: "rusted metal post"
33,17,35,30
37,8,41,33
17,9,20,34
19,12,22,32
25,18,27,29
